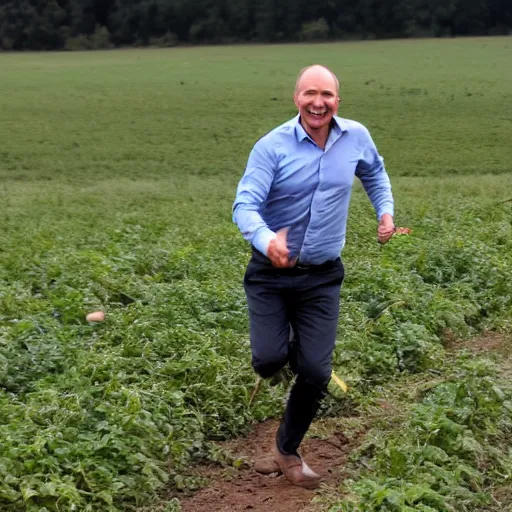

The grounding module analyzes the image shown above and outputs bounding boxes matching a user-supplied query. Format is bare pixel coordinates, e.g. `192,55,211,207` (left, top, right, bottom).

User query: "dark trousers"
244,249,344,455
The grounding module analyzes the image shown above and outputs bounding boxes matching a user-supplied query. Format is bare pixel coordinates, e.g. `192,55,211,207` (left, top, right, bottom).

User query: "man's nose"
312,94,324,107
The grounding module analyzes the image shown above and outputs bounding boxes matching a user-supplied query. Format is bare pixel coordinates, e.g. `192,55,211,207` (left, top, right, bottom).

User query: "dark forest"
1,0,511,51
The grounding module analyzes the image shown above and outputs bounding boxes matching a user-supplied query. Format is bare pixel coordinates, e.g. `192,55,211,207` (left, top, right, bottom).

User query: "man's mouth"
307,109,327,117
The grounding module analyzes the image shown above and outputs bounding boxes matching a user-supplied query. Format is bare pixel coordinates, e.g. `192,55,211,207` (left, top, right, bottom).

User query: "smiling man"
293,65,340,150
233,65,395,489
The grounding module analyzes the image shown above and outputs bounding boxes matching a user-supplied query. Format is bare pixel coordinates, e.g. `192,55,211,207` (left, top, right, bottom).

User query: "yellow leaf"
331,371,348,393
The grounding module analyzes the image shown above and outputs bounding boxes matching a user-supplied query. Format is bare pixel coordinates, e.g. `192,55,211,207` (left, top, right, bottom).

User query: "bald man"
233,65,395,488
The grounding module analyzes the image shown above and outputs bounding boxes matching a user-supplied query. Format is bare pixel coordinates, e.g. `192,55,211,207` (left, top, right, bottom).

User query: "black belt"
295,262,319,270
294,260,338,271
251,247,339,271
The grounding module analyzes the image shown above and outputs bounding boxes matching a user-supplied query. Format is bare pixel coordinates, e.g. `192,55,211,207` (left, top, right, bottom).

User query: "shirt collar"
293,114,348,143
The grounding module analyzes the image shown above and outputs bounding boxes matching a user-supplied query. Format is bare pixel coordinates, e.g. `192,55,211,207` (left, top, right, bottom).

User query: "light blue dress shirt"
233,115,394,265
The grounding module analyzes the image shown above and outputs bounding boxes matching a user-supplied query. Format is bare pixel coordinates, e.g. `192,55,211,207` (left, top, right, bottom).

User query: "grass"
0,37,511,511
1,37,512,186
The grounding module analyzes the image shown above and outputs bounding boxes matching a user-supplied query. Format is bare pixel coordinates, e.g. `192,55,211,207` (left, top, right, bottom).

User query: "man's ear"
334,96,342,114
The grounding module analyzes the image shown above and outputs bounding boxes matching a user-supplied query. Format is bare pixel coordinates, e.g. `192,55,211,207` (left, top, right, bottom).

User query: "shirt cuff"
377,206,394,221
252,228,277,256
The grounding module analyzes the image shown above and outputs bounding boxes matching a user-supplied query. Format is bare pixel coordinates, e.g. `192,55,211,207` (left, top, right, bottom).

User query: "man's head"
293,65,340,135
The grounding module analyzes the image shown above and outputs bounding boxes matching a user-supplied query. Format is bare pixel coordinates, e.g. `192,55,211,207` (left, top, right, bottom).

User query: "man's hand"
378,213,395,245
267,228,297,268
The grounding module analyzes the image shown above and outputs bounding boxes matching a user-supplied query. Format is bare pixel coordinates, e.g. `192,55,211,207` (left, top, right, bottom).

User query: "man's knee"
252,354,288,379
296,361,331,389
249,317,290,379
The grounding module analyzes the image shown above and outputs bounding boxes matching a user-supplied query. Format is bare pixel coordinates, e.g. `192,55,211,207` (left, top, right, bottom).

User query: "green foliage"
1,0,512,50
299,18,330,41
65,26,113,51
330,360,512,511
148,32,178,48
0,40,511,510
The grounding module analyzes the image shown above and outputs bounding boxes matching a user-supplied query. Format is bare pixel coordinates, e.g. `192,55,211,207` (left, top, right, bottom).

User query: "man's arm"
355,127,395,244
233,139,276,254
233,140,294,266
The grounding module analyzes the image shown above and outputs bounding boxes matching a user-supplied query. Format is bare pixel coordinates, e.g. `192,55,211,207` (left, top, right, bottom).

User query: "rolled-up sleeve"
232,139,277,255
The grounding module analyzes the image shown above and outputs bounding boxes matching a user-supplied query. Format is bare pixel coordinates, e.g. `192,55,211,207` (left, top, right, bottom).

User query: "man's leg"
244,260,291,379
277,261,344,457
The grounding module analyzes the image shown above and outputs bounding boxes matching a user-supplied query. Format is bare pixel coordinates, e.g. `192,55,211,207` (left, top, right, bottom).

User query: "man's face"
294,68,340,134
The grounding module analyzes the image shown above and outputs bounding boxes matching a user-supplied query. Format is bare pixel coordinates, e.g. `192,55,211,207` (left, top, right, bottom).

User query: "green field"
1,38,512,511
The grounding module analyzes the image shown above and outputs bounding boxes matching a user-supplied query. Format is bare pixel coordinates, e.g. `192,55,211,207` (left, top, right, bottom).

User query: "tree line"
1,0,511,51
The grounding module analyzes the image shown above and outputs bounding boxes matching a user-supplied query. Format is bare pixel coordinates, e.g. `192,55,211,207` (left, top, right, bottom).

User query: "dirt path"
178,418,363,512
175,333,510,512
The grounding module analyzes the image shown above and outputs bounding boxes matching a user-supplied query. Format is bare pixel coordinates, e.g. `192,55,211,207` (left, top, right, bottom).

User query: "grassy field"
0,38,511,511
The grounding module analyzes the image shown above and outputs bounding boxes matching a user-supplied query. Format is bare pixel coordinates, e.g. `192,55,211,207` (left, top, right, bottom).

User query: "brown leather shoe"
273,446,321,489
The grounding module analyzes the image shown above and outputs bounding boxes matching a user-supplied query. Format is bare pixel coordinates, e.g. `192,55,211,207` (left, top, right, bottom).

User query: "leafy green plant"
1,39,512,511
329,360,512,511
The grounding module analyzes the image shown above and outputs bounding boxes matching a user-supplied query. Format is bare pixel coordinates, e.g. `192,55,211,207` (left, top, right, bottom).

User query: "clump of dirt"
443,330,508,354
178,419,363,512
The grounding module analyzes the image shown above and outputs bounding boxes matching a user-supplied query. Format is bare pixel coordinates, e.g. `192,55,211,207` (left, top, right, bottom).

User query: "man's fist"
378,213,395,245
267,228,297,268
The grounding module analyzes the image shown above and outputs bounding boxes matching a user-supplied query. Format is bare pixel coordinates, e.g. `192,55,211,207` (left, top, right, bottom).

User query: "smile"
307,109,327,116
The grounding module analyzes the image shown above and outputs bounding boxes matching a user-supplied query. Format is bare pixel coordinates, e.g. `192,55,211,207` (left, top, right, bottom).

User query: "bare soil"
174,333,511,512
178,418,364,512
443,329,508,354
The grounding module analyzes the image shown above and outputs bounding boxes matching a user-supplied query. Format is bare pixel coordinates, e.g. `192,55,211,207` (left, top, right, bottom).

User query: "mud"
179,419,361,512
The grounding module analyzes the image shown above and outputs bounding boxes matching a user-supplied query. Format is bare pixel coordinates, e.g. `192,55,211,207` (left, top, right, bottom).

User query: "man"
232,65,395,489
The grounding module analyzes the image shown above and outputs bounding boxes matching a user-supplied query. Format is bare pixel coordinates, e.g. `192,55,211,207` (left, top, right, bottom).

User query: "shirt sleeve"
232,138,277,255
355,127,394,221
